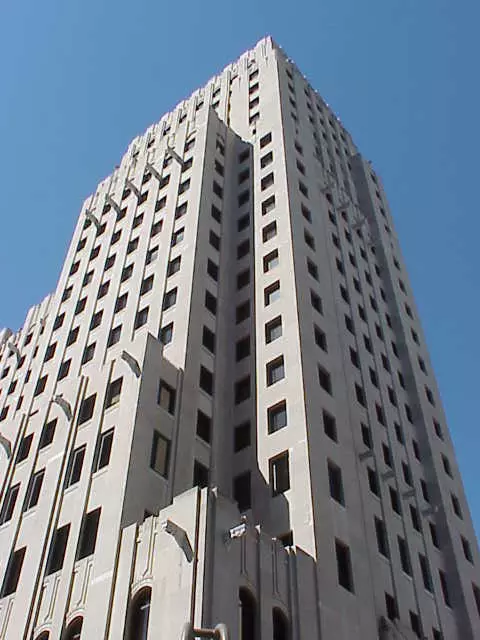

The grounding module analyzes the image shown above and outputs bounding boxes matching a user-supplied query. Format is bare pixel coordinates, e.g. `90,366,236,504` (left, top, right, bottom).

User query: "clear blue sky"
1,0,479,536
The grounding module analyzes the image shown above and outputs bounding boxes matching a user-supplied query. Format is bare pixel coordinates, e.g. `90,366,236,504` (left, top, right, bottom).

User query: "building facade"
0,36,479,640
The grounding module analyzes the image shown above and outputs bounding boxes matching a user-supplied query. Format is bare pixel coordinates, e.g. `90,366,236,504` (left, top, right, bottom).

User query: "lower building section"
0,485,426,640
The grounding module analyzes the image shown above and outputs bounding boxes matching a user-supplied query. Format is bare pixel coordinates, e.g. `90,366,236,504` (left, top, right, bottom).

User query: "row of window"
1,507,101,597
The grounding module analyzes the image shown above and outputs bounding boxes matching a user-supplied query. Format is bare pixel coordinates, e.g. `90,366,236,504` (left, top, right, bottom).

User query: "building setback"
0,36,479,640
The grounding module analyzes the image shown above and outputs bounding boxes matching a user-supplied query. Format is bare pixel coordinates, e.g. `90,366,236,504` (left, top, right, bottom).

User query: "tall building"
0,36,478,640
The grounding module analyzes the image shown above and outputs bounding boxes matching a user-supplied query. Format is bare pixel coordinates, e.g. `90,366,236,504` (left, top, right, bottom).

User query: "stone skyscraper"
0,36,479,640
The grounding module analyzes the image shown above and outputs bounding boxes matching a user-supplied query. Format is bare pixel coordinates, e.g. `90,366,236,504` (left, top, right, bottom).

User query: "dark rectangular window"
269,451,290,495
439,570,451,607
266,356,285,386
209,230,220,251
260,132,272,148
207,259,219,282
150,431,170,477
323,410,337,442
262,195,276,215
93,429,114,472
1,547,26,596
237,239,250,259
16,433,33,463
106,377,122,409
268,400,287,434
76,508,101,560
0,483,20,524
199,366,214,396
419,553,433,592
233,472,251,511
328,461,344,505
264,281,280,306
78,393,96,425
193,460,209,488
196,411,212,444
163,287,177,310
205,290,217,315
368,467,380,496
23,469,45,511
234,421,251,452
211,204,222,223
202,326,216,353
236,300,250,324
235,376,250,404
45,524,70,575
335,540,354,592
237,269,250,289
398,536,412,575
385,593,398,621
262,221,277,243
160,322,173,345
158,380,176,414
261,172,274,191
390,487,401,515
236,336,250,361
107,326,121,347
410,505,421,532
265,316,282,344
213,181,223,198
65,446,86,487
238,213,250,231
472,583,480,617
318,365,332,394
375,517,390,558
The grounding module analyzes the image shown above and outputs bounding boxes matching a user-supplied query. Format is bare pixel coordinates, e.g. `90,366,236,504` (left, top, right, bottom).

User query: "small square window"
264,281,280,306
262,195,276,216
266,356,285,386
262,221,277,242
268,400,287,434
107,326,121,347
260,132,272,148
261,172,274,191
265,316,282,344
134,307,149,329
163,288,178,310
263,249,279,272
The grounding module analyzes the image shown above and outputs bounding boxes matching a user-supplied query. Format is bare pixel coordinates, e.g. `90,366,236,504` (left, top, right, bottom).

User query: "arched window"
128,587,151,640
36,633,50,640
273,608,289,640
239,588,257,640
64,617,83,640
